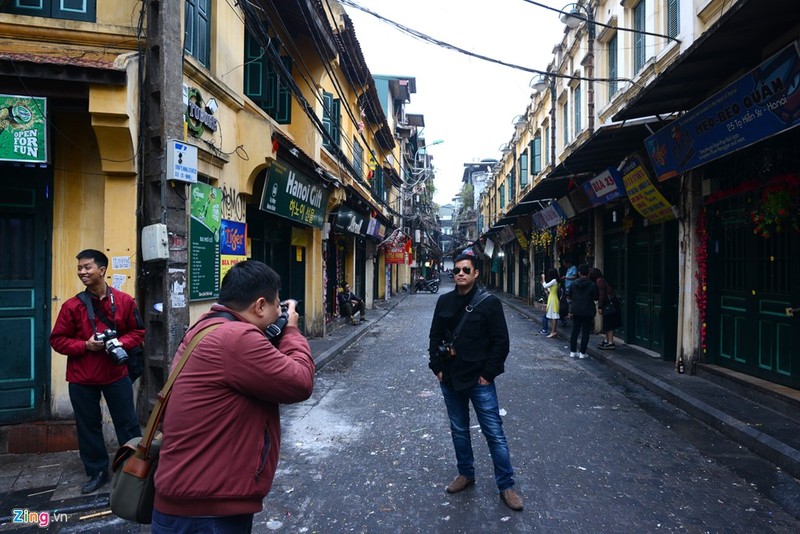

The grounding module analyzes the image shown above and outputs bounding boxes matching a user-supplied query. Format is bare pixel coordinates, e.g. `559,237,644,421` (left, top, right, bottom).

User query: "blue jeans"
68,376,141,476
439,382,515,491
152,509,253,533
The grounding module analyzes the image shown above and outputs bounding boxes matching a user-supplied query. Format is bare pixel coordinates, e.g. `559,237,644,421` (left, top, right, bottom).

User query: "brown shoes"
500,488,523,511
446,475,475,493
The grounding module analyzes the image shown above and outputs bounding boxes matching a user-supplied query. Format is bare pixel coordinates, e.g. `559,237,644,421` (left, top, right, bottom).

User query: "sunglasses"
452,267,472,275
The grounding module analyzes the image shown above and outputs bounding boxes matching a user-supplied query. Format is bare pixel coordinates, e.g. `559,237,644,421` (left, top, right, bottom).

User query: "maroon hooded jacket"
153,305,314,517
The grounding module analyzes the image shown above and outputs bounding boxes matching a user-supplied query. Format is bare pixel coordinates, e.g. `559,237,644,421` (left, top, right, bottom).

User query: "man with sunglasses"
428,251,522,511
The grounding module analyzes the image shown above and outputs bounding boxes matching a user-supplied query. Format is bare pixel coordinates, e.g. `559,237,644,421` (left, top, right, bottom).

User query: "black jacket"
428,286,510,391
567,277,599,317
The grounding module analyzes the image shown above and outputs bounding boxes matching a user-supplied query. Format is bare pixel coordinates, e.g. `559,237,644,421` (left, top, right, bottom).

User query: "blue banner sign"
645,42,800,181
582,166,625,207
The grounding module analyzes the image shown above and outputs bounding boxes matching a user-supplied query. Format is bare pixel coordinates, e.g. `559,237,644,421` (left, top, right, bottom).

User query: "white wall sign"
167,140,198,183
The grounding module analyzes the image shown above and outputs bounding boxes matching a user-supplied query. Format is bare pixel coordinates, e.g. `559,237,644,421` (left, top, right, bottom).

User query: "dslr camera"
95,329,129,366
437,339,456,359
265,300,292,341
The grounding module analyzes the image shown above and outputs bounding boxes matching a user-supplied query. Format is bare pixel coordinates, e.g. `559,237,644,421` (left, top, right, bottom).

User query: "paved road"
256,280,800,533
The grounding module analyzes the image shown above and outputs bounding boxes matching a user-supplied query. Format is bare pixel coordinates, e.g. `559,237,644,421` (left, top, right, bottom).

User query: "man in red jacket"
50,249,144,494
153,260,315,533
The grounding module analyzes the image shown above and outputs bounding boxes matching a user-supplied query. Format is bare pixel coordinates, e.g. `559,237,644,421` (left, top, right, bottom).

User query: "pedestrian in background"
338,281,366,325
49,249,144,494
152,260,314,532
590,268,621,350
540,268,561,338
428,252,523,512
567,264,599,359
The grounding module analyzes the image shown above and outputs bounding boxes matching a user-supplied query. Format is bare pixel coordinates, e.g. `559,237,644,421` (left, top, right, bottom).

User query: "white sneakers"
570,351,589,359
569,351,579,358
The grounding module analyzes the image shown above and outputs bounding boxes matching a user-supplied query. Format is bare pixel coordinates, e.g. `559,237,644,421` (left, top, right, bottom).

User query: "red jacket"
154,305,315,517
49,288,144,385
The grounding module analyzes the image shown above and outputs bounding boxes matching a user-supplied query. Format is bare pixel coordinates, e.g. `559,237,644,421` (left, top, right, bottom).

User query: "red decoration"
695,207,708,354
271,134,279,154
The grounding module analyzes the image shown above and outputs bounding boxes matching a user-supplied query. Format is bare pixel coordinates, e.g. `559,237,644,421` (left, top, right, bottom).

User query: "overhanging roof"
613,0,799,121
549,118,667,179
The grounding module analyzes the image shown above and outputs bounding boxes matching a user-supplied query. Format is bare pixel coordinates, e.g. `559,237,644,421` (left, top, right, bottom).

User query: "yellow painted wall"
49,110,138,418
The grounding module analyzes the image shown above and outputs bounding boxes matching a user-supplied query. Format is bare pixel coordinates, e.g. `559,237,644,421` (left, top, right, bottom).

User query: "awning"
549,118,667,179
613,0,797,121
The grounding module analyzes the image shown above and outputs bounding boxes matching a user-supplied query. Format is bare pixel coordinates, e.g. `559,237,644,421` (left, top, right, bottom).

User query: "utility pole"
137,0,189,418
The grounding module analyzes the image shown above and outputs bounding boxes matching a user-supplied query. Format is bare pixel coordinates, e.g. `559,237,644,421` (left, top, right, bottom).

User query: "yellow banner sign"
620,157,676,224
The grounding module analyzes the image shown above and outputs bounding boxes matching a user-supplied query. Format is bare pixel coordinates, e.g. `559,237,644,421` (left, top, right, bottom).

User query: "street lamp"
531,74,557,166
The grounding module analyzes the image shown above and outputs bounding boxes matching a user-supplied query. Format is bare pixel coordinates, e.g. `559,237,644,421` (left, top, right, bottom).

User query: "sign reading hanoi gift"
260,159,328,229
0,94,47,163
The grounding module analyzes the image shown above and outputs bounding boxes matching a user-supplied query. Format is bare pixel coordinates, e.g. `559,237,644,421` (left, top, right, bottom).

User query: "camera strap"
452,289,491,342
77,288,116,336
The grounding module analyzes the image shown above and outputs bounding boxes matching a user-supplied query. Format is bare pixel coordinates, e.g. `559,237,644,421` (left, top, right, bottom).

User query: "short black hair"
219,260,280,311
578,264,590,276
453,253,478,270
341,281,349,289
76,249,108,269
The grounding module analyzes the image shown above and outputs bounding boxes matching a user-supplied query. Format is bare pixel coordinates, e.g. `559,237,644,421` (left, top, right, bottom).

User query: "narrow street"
257,279,800,533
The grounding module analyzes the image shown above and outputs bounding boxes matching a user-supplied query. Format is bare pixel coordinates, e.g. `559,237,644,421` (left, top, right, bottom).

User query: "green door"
629,224,664,354
708,203,800,389
0,169,51,423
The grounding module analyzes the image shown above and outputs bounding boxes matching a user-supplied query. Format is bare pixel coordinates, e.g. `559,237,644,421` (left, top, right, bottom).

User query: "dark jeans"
569,315,594,353
68,376,141,476
440,381,515,491
341,300,365,321
152,509,253,533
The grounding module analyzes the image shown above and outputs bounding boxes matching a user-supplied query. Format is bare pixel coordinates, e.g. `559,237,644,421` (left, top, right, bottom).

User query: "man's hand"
437,371,443,383
283,299,300,328
478,376,491,385
85,335,104,352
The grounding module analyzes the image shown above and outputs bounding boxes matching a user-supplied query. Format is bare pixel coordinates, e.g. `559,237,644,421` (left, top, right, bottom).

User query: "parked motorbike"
413,276,439,294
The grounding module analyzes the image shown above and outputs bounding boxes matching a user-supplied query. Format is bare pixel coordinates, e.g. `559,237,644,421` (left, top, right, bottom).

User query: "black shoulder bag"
77,288,145,382
438,289,492,358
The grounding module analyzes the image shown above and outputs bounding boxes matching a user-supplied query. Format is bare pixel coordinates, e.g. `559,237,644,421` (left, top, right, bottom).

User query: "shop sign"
366,217,387,239
583,167,625,206
189,183,223,300
331,206,367,235
385,244,406,264
645,42,800,181
260,159,328,229
533,202,567,229
620,156,677,224
220,218,247,289
0,94,47,163
186,87,218,138
514,228,528,250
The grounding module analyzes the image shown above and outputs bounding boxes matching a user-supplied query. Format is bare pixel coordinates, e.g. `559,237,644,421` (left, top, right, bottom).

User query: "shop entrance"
707,193,800,389
628,221,678,358
0,168,51,423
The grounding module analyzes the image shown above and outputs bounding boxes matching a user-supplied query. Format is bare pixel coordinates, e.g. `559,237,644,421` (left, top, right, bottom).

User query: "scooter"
413,276,439,294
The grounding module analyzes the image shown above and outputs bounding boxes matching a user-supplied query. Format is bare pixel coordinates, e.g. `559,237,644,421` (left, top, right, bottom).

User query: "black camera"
95,329,129,366
437,340,456,359
265,301,291,341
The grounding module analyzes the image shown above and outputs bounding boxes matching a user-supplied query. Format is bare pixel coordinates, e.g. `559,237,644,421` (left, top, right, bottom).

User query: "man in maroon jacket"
153,260,315,533
50,249,144,494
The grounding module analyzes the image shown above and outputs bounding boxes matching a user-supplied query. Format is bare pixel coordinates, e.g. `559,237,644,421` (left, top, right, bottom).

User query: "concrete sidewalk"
493,290,800,482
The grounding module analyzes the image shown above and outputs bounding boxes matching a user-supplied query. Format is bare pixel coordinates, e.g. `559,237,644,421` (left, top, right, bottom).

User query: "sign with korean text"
0,95,47,163
620,157,677,224
582,167,625,207
645,42,800,181
189,183,222,300
260,159,328,228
